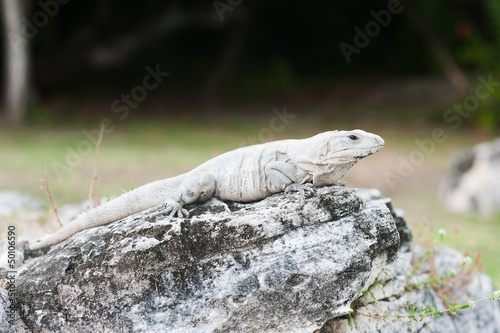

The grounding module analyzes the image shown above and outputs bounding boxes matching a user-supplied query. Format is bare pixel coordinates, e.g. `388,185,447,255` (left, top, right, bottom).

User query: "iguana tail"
29,177,182,250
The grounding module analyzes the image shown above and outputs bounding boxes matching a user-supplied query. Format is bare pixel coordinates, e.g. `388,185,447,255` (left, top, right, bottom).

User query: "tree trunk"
1,0,29,124
402,3,470,94
200,23,247,103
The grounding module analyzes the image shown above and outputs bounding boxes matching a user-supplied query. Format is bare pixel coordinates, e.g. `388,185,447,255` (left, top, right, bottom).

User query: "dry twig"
40,161,62,227
87,124,105,209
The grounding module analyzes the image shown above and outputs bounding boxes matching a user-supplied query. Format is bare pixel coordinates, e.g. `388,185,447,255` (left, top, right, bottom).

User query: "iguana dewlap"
29,129,384,251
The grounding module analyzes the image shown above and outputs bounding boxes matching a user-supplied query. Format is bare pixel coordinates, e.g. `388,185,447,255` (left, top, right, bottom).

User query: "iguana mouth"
332,144,384,155
356,144,384,151
326,144,384,163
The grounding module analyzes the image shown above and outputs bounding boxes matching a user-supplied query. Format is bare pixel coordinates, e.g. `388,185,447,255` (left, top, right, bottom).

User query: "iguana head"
290,129,384,185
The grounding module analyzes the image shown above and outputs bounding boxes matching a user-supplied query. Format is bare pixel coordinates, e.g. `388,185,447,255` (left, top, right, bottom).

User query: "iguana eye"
349,135,358,141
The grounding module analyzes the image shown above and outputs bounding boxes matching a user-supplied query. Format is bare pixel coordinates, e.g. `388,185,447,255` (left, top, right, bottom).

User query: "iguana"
29,129,384,251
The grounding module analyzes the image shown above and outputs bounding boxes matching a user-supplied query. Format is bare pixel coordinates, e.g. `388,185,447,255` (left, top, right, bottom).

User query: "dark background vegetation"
1,0,500,127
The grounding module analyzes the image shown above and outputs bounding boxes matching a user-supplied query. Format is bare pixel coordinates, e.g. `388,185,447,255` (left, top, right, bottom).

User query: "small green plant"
437,228,446,243
349,289,500,331
346,228,496,331
119,186,136,194
346,312,357,328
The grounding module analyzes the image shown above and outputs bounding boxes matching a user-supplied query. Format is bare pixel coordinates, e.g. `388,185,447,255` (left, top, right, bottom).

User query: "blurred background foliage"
456,0,500,129
0,0,499,129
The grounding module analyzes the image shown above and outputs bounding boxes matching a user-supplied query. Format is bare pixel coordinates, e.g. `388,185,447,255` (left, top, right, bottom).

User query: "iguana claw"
159,199,189,218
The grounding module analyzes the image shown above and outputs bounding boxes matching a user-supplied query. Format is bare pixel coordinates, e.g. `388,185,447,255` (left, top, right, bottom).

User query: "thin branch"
87,124,105,209
200,22,248,102
40,161,62,228
1,0,30,124
402,3,470,94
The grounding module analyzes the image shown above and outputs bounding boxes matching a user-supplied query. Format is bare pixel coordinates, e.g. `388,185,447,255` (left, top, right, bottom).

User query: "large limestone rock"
442,137,500,217
13,186,500,333
16,186,400,333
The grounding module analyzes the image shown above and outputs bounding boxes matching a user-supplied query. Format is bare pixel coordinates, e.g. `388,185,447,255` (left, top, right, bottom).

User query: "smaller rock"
0,240,25,270
0,191,45,217
442,137,500,217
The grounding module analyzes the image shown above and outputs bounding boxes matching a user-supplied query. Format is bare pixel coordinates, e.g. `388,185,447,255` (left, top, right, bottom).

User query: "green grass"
406,196,500,287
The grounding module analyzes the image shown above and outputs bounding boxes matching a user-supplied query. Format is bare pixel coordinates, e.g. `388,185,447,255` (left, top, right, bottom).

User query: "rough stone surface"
13,186,500,333
16,186,400,333
442,137,500,217
317,245,500,333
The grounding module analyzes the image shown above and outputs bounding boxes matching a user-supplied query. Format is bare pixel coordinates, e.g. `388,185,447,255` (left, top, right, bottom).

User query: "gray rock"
356,189,412,252
0,240,25,270
16,186,400,333
14,186,499,333
442,137,500,217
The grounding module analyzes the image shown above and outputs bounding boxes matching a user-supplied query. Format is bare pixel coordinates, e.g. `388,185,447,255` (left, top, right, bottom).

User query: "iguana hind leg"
158,172,216,217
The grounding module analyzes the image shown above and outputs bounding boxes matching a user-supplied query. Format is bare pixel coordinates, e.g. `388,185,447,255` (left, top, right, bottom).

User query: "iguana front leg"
161,172,216,217
264,161,314,195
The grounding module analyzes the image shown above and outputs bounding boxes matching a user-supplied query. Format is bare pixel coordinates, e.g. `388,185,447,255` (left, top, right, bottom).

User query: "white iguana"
29,129,384,251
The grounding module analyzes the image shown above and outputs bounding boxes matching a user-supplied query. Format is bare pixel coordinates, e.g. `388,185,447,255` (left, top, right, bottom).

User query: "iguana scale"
29,129,384,250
